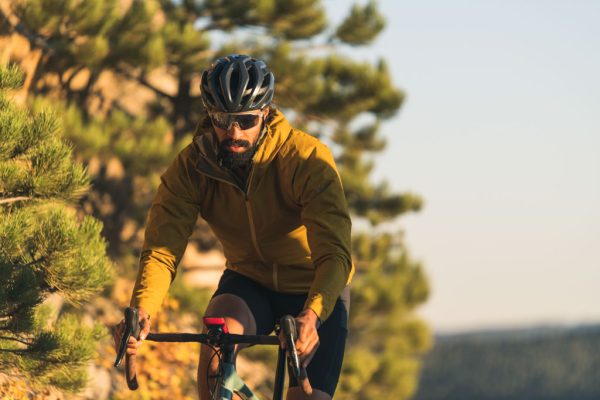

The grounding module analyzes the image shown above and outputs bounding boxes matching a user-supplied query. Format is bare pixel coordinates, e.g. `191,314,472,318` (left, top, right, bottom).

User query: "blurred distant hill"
415,324,600,400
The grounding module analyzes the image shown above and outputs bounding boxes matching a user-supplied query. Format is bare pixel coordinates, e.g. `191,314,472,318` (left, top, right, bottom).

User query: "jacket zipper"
245,198,278,290
195,161,268,268
272,263,279,291
243,167,277,290
244,200,266,262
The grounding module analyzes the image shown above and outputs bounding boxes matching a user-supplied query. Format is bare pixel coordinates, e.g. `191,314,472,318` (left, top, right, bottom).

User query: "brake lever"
113,307,142,390
281,316,300,375
114,307,140,368
280,315,313,395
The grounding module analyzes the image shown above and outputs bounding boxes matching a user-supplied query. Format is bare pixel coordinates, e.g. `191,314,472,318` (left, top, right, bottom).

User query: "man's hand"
294,308,320,368
112,308,151,357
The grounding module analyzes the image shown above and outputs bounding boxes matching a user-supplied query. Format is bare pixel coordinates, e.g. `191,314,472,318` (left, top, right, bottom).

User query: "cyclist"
114,54,353,400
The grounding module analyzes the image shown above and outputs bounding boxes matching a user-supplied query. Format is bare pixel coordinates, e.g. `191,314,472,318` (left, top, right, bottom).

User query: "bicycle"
114,307,312,400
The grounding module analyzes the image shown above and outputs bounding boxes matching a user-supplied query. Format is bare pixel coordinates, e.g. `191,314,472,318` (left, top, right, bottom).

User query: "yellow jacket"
131,110,353,321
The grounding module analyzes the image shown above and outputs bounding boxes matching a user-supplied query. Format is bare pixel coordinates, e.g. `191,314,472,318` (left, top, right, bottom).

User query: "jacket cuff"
304,293,333,322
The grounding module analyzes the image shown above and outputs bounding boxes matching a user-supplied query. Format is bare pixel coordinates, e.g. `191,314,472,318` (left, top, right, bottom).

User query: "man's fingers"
295,340,317,360
295,327,319,368
125,335,138,355
139,318,150,340
112,322,124,337
301,342,319,368
295,337,311,355
296,330,318,350
296,338,316,357
112,310,149,357
112,322,125,349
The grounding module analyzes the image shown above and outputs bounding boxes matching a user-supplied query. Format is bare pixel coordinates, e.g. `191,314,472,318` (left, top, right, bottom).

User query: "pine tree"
0,64,113,392
339,232,431,398
27,95,189,265
3,0,424,254
2,1,432,397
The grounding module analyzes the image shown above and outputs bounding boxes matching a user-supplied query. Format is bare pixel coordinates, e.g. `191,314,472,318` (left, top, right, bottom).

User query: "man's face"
210,108,269,155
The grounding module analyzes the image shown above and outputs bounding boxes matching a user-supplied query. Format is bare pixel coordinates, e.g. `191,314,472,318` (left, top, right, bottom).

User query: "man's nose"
226,123,244,137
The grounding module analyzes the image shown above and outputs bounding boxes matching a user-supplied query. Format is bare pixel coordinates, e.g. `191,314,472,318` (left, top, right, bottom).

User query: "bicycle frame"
198,330,286,400
114,308,311,400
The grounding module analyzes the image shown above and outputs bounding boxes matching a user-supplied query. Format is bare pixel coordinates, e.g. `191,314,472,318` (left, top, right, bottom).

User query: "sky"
325,0,600,332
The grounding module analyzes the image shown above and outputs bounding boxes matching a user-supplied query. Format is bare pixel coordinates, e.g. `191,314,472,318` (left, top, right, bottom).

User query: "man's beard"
218,138,257,169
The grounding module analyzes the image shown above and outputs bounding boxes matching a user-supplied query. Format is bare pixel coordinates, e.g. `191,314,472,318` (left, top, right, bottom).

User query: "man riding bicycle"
114,54,353,400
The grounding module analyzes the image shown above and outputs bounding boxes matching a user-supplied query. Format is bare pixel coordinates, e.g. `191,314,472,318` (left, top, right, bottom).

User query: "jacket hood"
192,109,293,189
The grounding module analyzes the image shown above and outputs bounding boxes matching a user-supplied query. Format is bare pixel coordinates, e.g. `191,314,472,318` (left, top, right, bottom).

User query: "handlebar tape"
280,315,313,396
113,307,141,390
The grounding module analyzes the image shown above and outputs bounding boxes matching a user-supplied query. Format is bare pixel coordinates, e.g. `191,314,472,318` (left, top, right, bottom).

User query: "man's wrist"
138,307,150,320
300,308,321,328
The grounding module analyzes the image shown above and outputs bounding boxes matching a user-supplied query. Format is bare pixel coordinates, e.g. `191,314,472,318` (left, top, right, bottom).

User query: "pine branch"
296,42,338,53
0,302,37,319
113,67,175,101
63,65,86,91
13,256,48,269
0,348,28,353
0,336,32,346
0,9,54,55
0,196,32,205
0,310,18,319
201,21,229,31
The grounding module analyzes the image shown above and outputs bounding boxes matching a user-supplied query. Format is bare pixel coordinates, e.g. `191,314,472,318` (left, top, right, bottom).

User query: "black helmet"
200,54,275,112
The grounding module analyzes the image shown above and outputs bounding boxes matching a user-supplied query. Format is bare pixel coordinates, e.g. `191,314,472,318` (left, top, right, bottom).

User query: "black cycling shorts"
211,269,348,397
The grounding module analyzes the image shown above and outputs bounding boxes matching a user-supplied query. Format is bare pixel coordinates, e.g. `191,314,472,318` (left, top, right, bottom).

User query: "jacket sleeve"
294,141,354,322
130,145,200,318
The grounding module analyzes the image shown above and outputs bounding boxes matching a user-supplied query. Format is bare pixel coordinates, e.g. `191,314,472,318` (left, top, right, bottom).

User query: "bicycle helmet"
200,54,275,112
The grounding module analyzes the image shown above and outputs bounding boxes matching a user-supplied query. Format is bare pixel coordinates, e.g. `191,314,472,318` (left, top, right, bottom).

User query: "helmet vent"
201,54,275,112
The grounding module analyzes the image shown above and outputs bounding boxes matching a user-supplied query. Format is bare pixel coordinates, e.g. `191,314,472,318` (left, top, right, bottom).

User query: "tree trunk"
173,75,193,139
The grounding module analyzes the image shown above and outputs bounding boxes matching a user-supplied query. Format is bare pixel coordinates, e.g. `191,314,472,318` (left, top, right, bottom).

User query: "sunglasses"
209,111,264,130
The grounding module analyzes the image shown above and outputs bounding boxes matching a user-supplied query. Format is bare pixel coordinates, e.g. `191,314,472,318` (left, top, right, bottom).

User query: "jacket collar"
192,109,292,191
